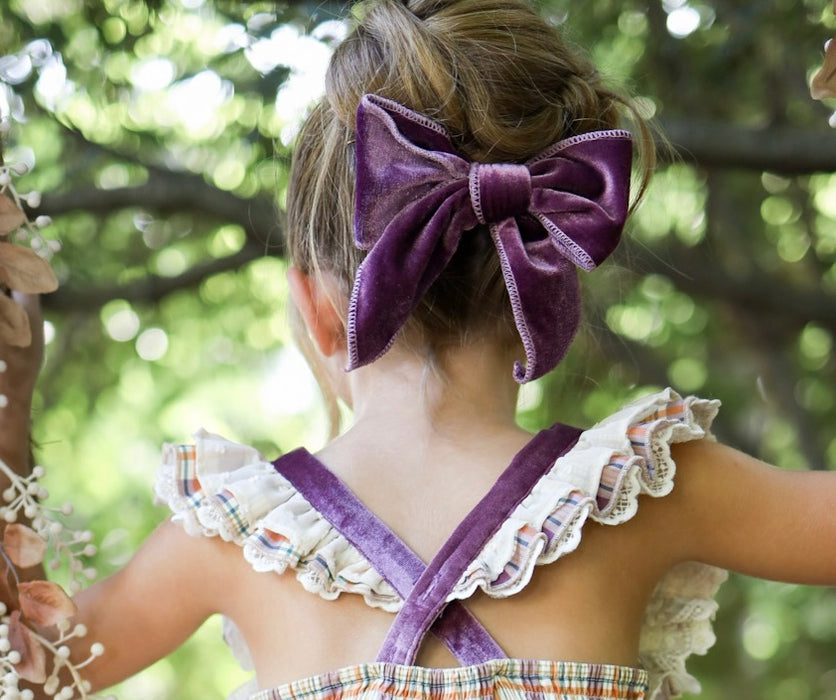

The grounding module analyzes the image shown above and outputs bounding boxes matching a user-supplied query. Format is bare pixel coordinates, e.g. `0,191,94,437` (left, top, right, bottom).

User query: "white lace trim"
155,388,724,699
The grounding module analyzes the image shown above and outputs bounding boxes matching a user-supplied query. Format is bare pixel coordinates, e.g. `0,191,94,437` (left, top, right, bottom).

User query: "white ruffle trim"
640,561,727,700
155,388,725,699
447,388,725,699
154,431,402,612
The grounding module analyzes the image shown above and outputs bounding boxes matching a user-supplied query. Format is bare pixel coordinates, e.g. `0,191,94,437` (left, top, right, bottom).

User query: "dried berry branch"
0,151,59,353
0,120,111,699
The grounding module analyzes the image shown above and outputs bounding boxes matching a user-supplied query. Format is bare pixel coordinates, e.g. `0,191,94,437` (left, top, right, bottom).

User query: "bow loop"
469,163,532,224
347,94,633,382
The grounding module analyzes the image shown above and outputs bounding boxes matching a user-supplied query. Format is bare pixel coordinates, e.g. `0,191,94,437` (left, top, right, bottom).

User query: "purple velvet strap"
271,449,506,665
374,423,583,666
348,93,633,383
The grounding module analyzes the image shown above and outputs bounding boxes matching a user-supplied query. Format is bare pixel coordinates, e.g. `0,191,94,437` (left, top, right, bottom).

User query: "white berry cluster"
0,155,60,259
0,607,110,700
0,123,108,697
0,137,61,412
0,462,98,593
0,458,113,699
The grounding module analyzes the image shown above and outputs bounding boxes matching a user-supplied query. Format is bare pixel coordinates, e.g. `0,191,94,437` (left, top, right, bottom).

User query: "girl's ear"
286,266,346,357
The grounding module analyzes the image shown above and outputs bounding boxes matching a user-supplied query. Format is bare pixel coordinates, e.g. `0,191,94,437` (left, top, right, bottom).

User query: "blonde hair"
287,0,654,429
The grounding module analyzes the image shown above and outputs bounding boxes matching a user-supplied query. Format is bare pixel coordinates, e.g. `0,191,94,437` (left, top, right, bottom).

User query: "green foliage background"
2,0,836,697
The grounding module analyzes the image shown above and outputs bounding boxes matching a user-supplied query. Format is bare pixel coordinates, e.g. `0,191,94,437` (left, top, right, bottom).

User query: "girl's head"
287,0,652,414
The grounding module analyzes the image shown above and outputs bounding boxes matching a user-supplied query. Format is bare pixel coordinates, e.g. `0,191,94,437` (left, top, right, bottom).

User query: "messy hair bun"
288,0,652,385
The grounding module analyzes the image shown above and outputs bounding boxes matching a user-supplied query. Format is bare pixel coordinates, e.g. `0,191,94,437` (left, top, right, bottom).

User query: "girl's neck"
343,342,524,444
316,341,536,560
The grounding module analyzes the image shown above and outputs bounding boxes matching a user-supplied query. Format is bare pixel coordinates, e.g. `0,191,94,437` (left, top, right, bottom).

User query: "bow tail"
346,252,407,371
490,220,581,383
346,192,472,371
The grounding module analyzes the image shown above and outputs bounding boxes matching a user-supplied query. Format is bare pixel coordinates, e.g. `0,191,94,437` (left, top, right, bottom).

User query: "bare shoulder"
65,518,248,691
136,518,247,608
81,518,246,625
652,439,836,584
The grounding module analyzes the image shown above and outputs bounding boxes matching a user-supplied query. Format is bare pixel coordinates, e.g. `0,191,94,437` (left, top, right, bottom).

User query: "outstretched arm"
30,519,239,696
659,439,836,585
0,294,241,694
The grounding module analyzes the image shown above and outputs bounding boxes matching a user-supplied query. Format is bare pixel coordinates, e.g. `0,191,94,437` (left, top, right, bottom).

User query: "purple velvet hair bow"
347,93,633,382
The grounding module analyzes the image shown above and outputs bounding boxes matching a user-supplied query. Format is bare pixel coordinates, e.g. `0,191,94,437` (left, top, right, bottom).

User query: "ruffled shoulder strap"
585,390,727,699
155,388,725,699
450,388,725,699
154,428,402,612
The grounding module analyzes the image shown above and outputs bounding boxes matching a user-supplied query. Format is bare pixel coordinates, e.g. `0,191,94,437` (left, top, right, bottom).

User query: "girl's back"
154,371,728,698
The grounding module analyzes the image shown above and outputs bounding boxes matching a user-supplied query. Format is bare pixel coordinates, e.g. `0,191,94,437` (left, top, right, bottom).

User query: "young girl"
3,0,836,698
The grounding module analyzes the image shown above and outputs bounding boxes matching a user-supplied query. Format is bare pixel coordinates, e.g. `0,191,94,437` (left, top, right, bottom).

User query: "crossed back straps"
272,422,582,667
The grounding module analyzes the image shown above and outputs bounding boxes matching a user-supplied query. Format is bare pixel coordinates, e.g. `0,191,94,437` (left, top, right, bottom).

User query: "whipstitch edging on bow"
346,93,633,382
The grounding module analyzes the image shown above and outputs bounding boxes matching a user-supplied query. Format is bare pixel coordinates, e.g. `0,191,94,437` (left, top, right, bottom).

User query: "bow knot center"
468,163,532,225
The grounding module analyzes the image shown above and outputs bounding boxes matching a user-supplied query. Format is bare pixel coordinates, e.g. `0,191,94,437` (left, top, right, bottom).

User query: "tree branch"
740,317,827,470
587,320,754,452
39,170,284,253
623,241,836,332
42,242,267,311
660,118,836,174
34,118,836,318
